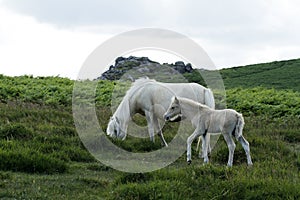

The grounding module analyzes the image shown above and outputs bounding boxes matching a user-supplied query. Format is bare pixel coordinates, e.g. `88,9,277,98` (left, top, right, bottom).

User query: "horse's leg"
237,136,253,166
223,132,236,167
153,116,168,147
201,130,210,164
145,111,155,143
207,133,211,155
196,136,201,157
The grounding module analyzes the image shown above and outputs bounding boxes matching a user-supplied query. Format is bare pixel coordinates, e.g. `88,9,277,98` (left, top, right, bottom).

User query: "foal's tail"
235,113,245,139
204,89,215,109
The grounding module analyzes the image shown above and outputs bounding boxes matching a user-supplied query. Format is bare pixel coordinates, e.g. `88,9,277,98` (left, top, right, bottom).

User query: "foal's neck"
179,97,211,120
180,99,199,119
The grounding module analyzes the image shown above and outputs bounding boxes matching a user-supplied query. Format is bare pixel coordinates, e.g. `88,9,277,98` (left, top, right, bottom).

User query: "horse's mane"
125,77,157,98
132,77,157,87
114,77,157,118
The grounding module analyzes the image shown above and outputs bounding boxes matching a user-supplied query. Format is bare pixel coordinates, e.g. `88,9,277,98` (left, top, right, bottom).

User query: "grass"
220,58,300,92
0,163,112,199
0,69,299,199
0,99,299,199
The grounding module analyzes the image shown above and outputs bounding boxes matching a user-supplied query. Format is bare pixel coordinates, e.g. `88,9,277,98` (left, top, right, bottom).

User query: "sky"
0,0,300,79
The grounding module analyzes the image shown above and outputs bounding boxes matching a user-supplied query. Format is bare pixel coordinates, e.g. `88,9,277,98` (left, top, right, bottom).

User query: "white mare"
164,96,253,167
106,78,215,152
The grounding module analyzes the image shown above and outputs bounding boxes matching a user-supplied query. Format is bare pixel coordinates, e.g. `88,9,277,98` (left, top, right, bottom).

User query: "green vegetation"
220,58,300,91
183,58,300,92
226,87,300,118
0,58,299,199
0,75,73,106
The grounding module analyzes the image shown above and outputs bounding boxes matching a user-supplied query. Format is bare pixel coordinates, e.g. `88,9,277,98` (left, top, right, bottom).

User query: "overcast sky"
0,0,300,79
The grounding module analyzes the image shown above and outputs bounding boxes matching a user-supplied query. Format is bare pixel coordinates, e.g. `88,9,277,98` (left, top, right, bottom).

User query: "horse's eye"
171,106,175,110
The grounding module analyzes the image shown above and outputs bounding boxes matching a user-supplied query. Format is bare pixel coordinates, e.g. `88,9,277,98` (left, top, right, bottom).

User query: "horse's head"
106,116,126,140
164,96,182,122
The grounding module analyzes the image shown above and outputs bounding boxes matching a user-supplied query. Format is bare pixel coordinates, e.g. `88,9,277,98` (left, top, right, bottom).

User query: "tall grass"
0,75,299,199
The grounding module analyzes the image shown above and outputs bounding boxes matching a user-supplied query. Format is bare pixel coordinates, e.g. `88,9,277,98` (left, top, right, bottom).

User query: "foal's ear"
174,96,179,103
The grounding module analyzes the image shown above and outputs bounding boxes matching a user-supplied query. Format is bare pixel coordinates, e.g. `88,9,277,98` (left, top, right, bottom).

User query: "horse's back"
163,82,205,102
133,80,207,102
132,82,173,112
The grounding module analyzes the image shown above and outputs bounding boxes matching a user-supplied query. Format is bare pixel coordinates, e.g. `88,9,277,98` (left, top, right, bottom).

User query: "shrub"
226,88,300,118
117,173,153,184
77,177,109,189
52,126,76,137
0,149,67,174
0,123,34,140
283,130,300,143
61,146,95,162
87,163,112,171
111,180,190,200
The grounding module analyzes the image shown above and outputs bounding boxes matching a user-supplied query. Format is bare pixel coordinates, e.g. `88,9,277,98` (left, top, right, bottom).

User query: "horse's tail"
235,113,244,139
204,88,215,109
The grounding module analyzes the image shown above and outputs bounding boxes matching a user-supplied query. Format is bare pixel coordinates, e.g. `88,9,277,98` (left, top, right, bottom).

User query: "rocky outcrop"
99,56,194,80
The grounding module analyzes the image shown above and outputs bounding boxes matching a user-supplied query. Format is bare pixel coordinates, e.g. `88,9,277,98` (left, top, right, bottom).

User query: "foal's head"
163,96,182,122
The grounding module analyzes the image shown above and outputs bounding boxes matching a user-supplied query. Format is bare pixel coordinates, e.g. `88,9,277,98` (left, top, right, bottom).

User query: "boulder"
98,56,194,80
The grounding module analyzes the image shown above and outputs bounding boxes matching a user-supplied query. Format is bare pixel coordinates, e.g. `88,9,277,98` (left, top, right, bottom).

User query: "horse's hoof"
187,160,192,165
203,161,209,165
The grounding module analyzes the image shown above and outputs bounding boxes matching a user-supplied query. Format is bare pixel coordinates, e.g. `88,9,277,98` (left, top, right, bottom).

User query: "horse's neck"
114,97,131,125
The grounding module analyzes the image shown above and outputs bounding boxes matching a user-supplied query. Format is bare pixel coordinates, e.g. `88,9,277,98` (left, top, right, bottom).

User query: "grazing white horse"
107,78,215,150
164,96,253,167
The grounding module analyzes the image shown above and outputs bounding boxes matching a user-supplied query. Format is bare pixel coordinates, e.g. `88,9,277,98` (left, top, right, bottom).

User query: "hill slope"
0,58,299,199
220,58,300,91
0,76,299,199
99,56,300,92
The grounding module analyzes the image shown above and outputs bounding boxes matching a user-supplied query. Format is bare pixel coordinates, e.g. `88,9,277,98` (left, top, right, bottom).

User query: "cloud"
2,0,300,45
0,0,299,78
0,6,111,78
1,0,156,28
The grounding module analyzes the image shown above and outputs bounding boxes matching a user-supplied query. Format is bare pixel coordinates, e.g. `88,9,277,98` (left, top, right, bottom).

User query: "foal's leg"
198,133,211,158
237,136,253,165
187,129,205,164
223,132,236,167
153,116,168,147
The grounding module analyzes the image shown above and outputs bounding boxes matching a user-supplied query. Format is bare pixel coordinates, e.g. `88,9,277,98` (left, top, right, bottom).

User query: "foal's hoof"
187,160,192,165
247,162,253,168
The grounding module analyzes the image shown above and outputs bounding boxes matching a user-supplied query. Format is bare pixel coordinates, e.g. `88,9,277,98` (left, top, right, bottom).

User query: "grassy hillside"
0,58,300,199
183,58,300,92
0,93,299,199
220,58,300,91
